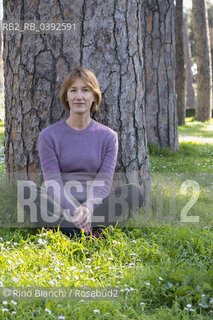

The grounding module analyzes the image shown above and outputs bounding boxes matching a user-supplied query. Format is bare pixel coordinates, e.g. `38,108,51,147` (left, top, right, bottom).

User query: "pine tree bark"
3,0,151,203
0,24,4,93
175,0,185,125
142,0,179,150
0,4,3,93
183,15,195,109
192,0,212,120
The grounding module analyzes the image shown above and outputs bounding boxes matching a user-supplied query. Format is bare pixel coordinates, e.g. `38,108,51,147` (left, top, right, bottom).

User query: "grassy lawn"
0,118,212,319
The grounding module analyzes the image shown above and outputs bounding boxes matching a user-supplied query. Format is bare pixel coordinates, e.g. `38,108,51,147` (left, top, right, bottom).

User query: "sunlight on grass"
179,135,213,143
178,118,213,143
0,120,4,134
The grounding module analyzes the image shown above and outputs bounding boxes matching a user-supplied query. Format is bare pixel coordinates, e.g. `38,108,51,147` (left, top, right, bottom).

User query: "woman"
37,67,144,238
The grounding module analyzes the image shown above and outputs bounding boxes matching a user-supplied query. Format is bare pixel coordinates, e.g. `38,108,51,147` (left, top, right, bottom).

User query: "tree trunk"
3,0,151,204
192,0,212,121
142,0,179,150
0,5,4,94
175,0,185,125
209,27,213,83
183,14,195,109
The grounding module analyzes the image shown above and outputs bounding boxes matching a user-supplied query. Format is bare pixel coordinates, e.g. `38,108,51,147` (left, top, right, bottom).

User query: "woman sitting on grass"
37,66,144,239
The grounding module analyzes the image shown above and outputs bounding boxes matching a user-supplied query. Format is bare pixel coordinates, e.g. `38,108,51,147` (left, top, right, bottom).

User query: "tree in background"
175,0,185,125
142,0,179,150
207,3,213,81
3,0,151,203
183,14,195,109
192,0,212,120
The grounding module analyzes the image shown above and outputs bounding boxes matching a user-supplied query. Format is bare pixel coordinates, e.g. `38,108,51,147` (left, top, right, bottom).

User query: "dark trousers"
20,183,144,238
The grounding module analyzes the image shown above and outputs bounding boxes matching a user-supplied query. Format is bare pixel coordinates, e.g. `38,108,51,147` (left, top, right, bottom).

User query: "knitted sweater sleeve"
38,132,77,216
81,132,118,213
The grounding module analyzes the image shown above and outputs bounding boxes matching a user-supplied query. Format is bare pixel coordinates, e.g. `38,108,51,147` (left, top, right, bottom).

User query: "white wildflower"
2,301,7,305
38,239,47,245
146,282,150,286
49,279,57,285
2,308,9,312
45,308,51,314
93,309,100,314
186,304,192,308
70,266,76,270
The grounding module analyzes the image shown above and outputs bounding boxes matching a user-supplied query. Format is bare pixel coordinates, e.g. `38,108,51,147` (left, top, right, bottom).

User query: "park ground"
0,118,212,319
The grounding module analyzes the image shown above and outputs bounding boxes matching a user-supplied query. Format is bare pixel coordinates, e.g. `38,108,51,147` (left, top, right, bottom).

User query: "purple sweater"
38,118,118,215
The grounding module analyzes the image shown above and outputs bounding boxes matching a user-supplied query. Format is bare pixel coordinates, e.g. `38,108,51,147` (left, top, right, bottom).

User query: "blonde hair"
59,67,102,113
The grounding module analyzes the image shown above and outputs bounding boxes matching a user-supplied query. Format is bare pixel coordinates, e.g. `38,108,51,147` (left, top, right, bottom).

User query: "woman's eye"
69,89,89,92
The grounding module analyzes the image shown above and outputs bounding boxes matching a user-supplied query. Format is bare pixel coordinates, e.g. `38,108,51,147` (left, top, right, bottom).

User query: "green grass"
149,118,213,173
0,119,212,319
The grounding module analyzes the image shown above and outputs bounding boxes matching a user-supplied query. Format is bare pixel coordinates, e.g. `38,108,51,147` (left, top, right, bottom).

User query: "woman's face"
66,78,95,115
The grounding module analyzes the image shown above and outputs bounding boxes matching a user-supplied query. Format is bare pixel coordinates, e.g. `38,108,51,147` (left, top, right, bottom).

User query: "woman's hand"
72,205,92,234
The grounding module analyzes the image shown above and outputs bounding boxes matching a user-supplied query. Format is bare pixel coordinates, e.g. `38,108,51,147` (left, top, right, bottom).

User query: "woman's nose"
75,91,84,99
